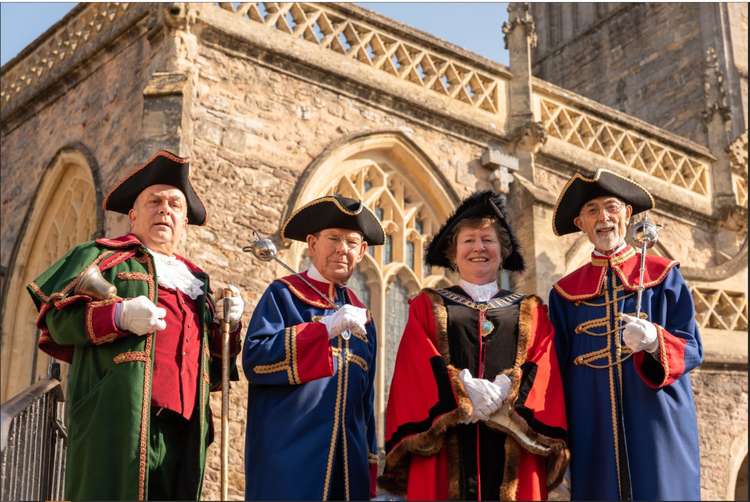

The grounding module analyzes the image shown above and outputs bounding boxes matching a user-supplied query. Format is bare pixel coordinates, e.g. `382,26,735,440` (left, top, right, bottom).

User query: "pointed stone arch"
1,146,102,402
281,130,459,450
727,429,748,500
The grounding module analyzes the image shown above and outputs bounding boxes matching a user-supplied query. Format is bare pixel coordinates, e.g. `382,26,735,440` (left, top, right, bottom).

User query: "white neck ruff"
592,241,628,257
458,279,499,302
148,248,204,299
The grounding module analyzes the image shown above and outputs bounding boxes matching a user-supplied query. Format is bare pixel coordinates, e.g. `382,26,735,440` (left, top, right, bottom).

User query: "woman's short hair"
445,217,513,268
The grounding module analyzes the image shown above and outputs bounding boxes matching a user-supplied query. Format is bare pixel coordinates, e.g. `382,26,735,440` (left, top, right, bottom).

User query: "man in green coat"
27,150,244,500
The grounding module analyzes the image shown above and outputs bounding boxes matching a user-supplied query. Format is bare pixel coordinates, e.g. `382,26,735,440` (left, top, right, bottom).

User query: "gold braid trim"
347,353,369,372
612,256,678,291
251,326,297,384
116,272,150,281
322,337,344,500
85,298,121,345
500,437,521,501
654,325,669,386
278,277,334,309
137,256,155,501
31,250,116,304
551,266,607,301
113,351,149,364
342,340,351,500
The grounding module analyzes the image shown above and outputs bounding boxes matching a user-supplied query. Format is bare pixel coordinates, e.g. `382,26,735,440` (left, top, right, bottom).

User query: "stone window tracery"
288,134,456,449
1,151,99,402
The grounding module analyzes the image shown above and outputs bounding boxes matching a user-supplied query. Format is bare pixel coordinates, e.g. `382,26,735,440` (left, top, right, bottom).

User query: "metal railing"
0,370,66,501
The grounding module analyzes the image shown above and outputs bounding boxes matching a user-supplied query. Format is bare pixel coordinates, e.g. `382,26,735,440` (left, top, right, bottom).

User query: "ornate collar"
433,287,524,311
277,271,365,310
553,245,678,301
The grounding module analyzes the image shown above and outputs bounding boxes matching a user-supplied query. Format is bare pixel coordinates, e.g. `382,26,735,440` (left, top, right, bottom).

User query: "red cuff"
369,461,378,499
85,299,126,345
633,324,687,389
293,322,333,383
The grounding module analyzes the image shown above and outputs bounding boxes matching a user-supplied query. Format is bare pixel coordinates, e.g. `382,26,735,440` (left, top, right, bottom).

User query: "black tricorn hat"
553,169,654,236
104,150,207,225
425,191,525,272
282,195,385,245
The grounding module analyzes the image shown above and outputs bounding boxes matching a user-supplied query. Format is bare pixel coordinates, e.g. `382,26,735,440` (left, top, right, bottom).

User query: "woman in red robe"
380,191,569,501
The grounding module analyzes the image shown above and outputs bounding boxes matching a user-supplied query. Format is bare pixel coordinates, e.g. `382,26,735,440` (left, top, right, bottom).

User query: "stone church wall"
187,38,503,500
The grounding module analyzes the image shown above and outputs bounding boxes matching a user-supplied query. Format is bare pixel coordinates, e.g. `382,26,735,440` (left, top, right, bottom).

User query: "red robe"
380,289,569,500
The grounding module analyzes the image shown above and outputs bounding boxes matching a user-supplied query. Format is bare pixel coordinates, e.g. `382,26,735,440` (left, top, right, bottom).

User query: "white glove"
214,285,244,324
458,369,504,424
320,305,368,340
492,373,512,401
117,296,167,335
621,313,658,354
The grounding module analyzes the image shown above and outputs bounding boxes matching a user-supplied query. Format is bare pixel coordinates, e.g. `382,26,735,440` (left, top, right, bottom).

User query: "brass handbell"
75,264,117,300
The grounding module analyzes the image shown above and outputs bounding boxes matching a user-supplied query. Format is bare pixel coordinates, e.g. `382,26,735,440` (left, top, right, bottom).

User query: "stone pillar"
137,3,199,161
502,2,540,181
502,4,552,297
702,46,742,231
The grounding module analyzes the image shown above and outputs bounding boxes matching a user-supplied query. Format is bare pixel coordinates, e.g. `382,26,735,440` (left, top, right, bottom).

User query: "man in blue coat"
548,169,702,500
243,195,384,500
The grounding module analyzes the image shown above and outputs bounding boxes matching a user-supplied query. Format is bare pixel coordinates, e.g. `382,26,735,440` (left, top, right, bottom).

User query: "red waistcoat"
151,286,202,420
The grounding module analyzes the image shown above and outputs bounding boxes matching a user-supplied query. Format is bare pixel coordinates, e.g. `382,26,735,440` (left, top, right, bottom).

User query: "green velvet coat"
27,234,237,501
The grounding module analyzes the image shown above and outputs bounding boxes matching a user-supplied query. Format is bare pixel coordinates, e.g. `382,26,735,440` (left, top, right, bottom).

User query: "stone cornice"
0,3,153,122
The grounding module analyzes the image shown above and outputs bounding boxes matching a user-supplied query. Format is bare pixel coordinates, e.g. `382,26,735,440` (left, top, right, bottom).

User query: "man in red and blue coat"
243,195,384,500
548,169,703,500
27,151,244,500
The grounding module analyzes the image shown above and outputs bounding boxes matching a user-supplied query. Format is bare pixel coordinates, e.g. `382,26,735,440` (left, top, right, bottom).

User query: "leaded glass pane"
384,277,409,404
375,207,384,220
406,240,415,270
384,235,392,263
347,267,371,307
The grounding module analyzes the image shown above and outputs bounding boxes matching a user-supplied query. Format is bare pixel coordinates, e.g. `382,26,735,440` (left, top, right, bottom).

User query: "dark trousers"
148,408,190,500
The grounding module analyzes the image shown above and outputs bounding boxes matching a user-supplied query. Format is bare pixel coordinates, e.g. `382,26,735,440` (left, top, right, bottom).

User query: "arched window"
1,149,100,402
286,132,457,449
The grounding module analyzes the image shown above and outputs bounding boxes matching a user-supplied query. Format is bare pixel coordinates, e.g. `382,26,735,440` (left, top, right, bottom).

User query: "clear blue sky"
1,2,509,67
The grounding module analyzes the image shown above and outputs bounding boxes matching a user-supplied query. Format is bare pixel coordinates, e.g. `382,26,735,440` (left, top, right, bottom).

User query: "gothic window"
287,133,456,449
384,277,409,405
1,150,99,402
347,268,371,307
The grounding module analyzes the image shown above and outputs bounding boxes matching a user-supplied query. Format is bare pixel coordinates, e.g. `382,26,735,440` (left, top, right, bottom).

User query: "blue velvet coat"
243,271,377,500
548,246,702,501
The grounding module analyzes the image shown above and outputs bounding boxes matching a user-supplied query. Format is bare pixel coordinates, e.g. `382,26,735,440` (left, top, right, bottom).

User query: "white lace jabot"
148,248,204,299
458,279,499,302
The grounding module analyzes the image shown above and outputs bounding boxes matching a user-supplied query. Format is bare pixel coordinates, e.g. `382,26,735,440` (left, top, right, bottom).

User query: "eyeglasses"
581,201,626,218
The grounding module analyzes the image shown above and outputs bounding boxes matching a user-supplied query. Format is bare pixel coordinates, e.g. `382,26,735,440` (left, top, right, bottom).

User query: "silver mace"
243,230,352,340
628,217,660,317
